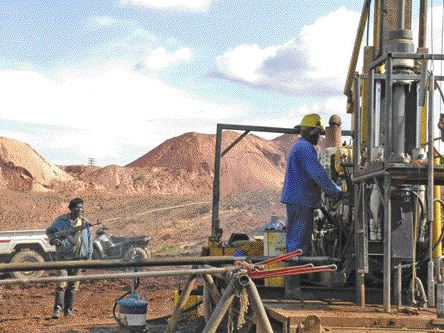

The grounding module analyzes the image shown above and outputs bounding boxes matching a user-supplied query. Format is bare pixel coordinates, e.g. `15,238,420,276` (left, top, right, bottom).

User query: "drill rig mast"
347,0,444,312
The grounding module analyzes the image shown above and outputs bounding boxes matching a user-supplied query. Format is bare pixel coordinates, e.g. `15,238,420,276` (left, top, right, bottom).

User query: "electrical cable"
319,206,353,244
417,224,444,266
433,138,444,159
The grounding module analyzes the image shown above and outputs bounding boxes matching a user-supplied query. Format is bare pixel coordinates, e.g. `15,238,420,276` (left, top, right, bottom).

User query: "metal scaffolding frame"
210,123,352,240
352,52,444,312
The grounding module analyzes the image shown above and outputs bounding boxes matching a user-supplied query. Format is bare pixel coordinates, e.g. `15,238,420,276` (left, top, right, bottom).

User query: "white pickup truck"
0,229,56,279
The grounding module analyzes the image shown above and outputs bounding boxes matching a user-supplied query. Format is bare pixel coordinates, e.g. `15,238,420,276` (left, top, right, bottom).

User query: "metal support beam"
396,264,402,308
368,68,375,162
354,75,366,306
344,0,372,98
383,173,392,312
215,124,299,135
369,53,444,73
221,131,250,157
392,83,406,160
427,72,436,307
210,123,299,240
355,183,363,305
385,56,393,161
374,0,382,56
418,0,428,49
354,75,361,173
211,124,223,239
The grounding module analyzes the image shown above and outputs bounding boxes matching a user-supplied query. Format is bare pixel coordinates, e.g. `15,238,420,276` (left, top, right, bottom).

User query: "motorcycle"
92,224,151,260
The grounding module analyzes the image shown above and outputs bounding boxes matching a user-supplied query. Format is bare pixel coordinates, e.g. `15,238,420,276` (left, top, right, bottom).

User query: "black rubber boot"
52,290,64,319
64,289,76,317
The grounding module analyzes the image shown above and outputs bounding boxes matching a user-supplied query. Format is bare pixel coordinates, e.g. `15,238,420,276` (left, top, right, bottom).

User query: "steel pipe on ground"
0,256,252,272
0,267,232,286
0,256,337,272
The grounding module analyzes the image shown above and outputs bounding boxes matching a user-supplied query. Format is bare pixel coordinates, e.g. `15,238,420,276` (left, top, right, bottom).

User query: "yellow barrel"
263,230,286,287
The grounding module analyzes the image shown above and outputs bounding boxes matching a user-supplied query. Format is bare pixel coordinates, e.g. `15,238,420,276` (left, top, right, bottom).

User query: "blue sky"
0,0,400,165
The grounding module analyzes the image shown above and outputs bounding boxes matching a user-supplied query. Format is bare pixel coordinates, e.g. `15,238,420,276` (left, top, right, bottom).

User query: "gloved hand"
340,191,354,205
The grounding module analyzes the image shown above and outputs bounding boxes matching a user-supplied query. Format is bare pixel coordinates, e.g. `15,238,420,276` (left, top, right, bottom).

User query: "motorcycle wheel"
124,247,150,272
123,246,151,260
92,250,102,260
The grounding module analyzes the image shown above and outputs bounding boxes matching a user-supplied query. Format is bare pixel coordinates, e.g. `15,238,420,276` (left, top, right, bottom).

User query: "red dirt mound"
0,131,290,197
127,131,286,195
272,133,300,159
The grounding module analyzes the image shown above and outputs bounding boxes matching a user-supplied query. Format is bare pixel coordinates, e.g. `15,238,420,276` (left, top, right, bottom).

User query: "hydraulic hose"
405,190,426,221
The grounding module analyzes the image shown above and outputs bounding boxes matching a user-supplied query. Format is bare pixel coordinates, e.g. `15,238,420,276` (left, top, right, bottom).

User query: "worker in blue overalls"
281,113,343,299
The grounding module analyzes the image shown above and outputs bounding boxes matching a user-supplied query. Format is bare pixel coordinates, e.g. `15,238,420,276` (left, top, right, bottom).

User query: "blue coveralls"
281,137,341,255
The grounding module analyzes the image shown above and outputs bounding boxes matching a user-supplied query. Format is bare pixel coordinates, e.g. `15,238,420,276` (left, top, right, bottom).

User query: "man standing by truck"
281,114,344,299
46,197,93,319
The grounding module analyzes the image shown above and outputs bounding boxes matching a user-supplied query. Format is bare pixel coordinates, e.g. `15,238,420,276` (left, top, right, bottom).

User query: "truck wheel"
9,249,45,279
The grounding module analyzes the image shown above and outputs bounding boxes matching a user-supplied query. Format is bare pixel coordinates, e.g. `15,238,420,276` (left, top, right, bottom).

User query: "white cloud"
141,47,192,71
93,16,119,27
0,62,248,165
213,7,360,96
0,130,33,144
215,43,278,83
85,16,142,32
119,0,212,12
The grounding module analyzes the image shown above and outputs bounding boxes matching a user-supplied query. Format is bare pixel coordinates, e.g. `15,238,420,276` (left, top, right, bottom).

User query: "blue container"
117,293,148,327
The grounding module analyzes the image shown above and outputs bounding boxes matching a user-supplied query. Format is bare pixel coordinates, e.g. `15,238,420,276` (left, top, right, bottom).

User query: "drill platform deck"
263,300,444,333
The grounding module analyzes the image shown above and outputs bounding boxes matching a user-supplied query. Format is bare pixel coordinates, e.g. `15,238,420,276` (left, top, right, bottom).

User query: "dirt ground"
0,189,285,255
0,273,186,333
0,189,285,333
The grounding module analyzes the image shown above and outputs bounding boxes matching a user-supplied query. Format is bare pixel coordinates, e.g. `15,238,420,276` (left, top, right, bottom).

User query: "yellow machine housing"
204,234,264,257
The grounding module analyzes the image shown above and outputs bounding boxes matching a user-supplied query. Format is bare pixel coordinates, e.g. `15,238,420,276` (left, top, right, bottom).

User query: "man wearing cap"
46,197,93,318
281,114,343,298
